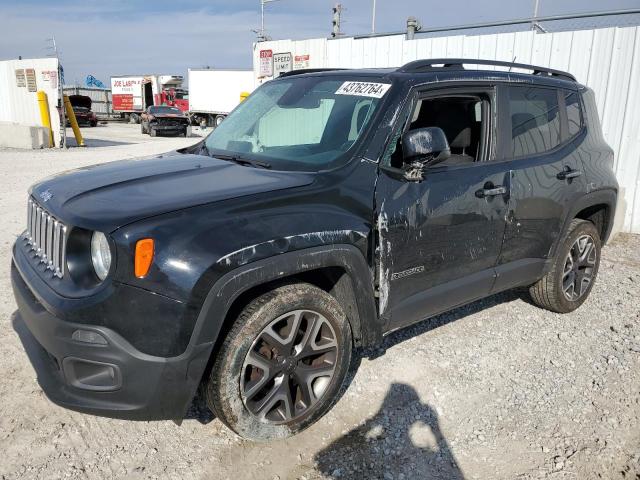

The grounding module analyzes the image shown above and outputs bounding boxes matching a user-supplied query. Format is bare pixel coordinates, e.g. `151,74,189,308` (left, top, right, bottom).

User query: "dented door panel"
376,162,510,331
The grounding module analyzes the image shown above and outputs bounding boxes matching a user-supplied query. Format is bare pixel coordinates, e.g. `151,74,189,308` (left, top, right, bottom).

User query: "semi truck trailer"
187,69,255,127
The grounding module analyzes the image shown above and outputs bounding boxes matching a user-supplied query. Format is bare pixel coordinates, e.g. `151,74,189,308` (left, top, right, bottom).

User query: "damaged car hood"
30,152,314,232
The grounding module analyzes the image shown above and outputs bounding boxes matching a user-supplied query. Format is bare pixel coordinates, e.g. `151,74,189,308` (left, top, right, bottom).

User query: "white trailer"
187,69,255,127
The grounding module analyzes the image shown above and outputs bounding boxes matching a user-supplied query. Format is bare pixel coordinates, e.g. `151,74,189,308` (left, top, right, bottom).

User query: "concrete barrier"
0,122,50,149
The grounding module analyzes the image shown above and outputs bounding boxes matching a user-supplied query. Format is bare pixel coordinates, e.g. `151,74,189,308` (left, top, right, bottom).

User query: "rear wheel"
206,283,352,440
214,115,225,127
529,219,601,313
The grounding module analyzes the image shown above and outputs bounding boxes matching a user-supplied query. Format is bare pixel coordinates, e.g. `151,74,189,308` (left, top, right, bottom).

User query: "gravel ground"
0,123,639,480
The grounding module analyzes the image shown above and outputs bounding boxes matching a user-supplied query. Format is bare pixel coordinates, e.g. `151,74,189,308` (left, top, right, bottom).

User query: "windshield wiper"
212,153,272,169
199,142,210,156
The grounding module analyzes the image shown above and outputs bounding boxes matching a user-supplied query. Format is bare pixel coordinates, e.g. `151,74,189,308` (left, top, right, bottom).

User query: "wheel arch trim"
550,188,617,262
191,245,378,348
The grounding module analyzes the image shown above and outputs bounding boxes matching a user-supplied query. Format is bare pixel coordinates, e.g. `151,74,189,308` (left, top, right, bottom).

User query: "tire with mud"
206,283,352,441
529,219,601,313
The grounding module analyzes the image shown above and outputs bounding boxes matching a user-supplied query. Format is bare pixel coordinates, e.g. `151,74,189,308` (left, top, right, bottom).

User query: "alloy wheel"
240,309,339,424
562,234,597,301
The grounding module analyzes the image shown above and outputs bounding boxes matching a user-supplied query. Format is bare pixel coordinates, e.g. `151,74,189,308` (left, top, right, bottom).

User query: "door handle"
557,168,583,180
475,185,507,198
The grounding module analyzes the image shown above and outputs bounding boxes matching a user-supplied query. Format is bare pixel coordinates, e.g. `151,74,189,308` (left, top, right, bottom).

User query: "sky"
0,0,638,86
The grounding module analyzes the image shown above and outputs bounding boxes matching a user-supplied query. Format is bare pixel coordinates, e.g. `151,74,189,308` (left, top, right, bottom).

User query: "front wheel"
206,283,353,441
529,219,601,313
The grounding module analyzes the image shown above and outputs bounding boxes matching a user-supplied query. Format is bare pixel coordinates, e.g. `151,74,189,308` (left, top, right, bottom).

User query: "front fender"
191,244,379,348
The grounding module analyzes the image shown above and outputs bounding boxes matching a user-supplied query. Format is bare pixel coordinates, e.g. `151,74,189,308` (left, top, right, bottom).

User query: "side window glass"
382,93,489,168
564,90,583,138
508,87,561,157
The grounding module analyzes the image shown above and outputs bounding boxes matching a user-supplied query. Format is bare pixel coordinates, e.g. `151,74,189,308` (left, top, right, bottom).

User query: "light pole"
371,0,377,33
259,0,281,42
531,0,547,32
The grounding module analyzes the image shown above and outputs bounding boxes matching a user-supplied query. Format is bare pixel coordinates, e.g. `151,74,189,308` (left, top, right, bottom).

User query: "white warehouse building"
253,25,640,234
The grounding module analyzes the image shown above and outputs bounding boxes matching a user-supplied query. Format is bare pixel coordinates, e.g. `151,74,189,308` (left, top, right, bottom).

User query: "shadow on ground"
66,138,134,147
314,383,465,479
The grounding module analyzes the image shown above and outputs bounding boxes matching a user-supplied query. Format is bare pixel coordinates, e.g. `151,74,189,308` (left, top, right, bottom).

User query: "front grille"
158,119,185,127
25,198,67,278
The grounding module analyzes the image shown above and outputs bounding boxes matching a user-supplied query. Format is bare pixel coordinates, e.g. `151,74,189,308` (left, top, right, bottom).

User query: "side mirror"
402,127,451,168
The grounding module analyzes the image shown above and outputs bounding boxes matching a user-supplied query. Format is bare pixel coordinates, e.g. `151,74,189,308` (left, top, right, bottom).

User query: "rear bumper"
11,260,212,421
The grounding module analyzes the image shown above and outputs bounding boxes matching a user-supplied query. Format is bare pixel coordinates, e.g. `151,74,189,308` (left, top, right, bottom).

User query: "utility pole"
258,0,281,42
331,4,343,38
371,0,377,33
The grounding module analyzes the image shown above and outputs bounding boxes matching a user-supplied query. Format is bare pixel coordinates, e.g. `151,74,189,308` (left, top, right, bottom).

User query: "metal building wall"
0,57,61,145
254,26,640,233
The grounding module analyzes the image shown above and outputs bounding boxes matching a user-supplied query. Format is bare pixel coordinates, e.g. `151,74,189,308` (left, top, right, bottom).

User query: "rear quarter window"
564,90,583,138
508,86,561,158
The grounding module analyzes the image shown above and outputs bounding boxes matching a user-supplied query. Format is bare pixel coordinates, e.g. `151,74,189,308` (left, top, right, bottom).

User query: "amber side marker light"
135,238,154,278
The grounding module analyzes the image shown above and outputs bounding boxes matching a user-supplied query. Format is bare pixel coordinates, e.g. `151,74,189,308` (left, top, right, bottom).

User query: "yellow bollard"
63,95,85,147
240,91,250,102
37,91,54,147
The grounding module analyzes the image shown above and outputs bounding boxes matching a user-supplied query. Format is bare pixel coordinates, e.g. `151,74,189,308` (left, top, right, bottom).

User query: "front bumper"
151,124,187,133
11,260,212,421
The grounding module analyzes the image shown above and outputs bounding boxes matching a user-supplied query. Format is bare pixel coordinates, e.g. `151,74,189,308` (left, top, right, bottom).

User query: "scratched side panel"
111,158,379,305
374,162,509,328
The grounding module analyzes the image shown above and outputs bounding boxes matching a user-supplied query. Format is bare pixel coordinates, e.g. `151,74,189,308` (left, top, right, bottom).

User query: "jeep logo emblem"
39,190,53,202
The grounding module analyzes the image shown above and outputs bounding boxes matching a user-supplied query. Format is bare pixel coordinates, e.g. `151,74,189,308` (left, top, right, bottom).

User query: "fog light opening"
71,329,108,345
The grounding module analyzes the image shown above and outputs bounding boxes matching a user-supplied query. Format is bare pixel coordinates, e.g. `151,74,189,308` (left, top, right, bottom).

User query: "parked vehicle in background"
12,59,617,441
63,87,113,119
188,69,255,127
111,75,188,123
140,105,189,137
66,95,97,127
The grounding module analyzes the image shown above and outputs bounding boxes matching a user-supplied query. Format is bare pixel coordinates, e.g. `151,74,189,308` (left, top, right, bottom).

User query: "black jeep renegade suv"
12,59,617,440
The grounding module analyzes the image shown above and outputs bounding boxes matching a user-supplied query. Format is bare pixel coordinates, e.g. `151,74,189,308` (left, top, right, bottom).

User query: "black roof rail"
397,58,576,82
278,68,347,78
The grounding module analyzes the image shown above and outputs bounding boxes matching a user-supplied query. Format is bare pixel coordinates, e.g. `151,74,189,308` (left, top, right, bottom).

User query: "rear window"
508,86,561,158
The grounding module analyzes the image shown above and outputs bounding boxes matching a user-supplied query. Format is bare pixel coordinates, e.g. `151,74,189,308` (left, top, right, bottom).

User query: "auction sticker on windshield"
335,81,391,98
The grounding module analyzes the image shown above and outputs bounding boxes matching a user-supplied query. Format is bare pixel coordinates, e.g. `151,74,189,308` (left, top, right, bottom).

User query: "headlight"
90,232,111,281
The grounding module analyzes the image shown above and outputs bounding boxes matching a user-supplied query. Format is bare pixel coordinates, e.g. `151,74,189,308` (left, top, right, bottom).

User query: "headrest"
438,103,472,148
